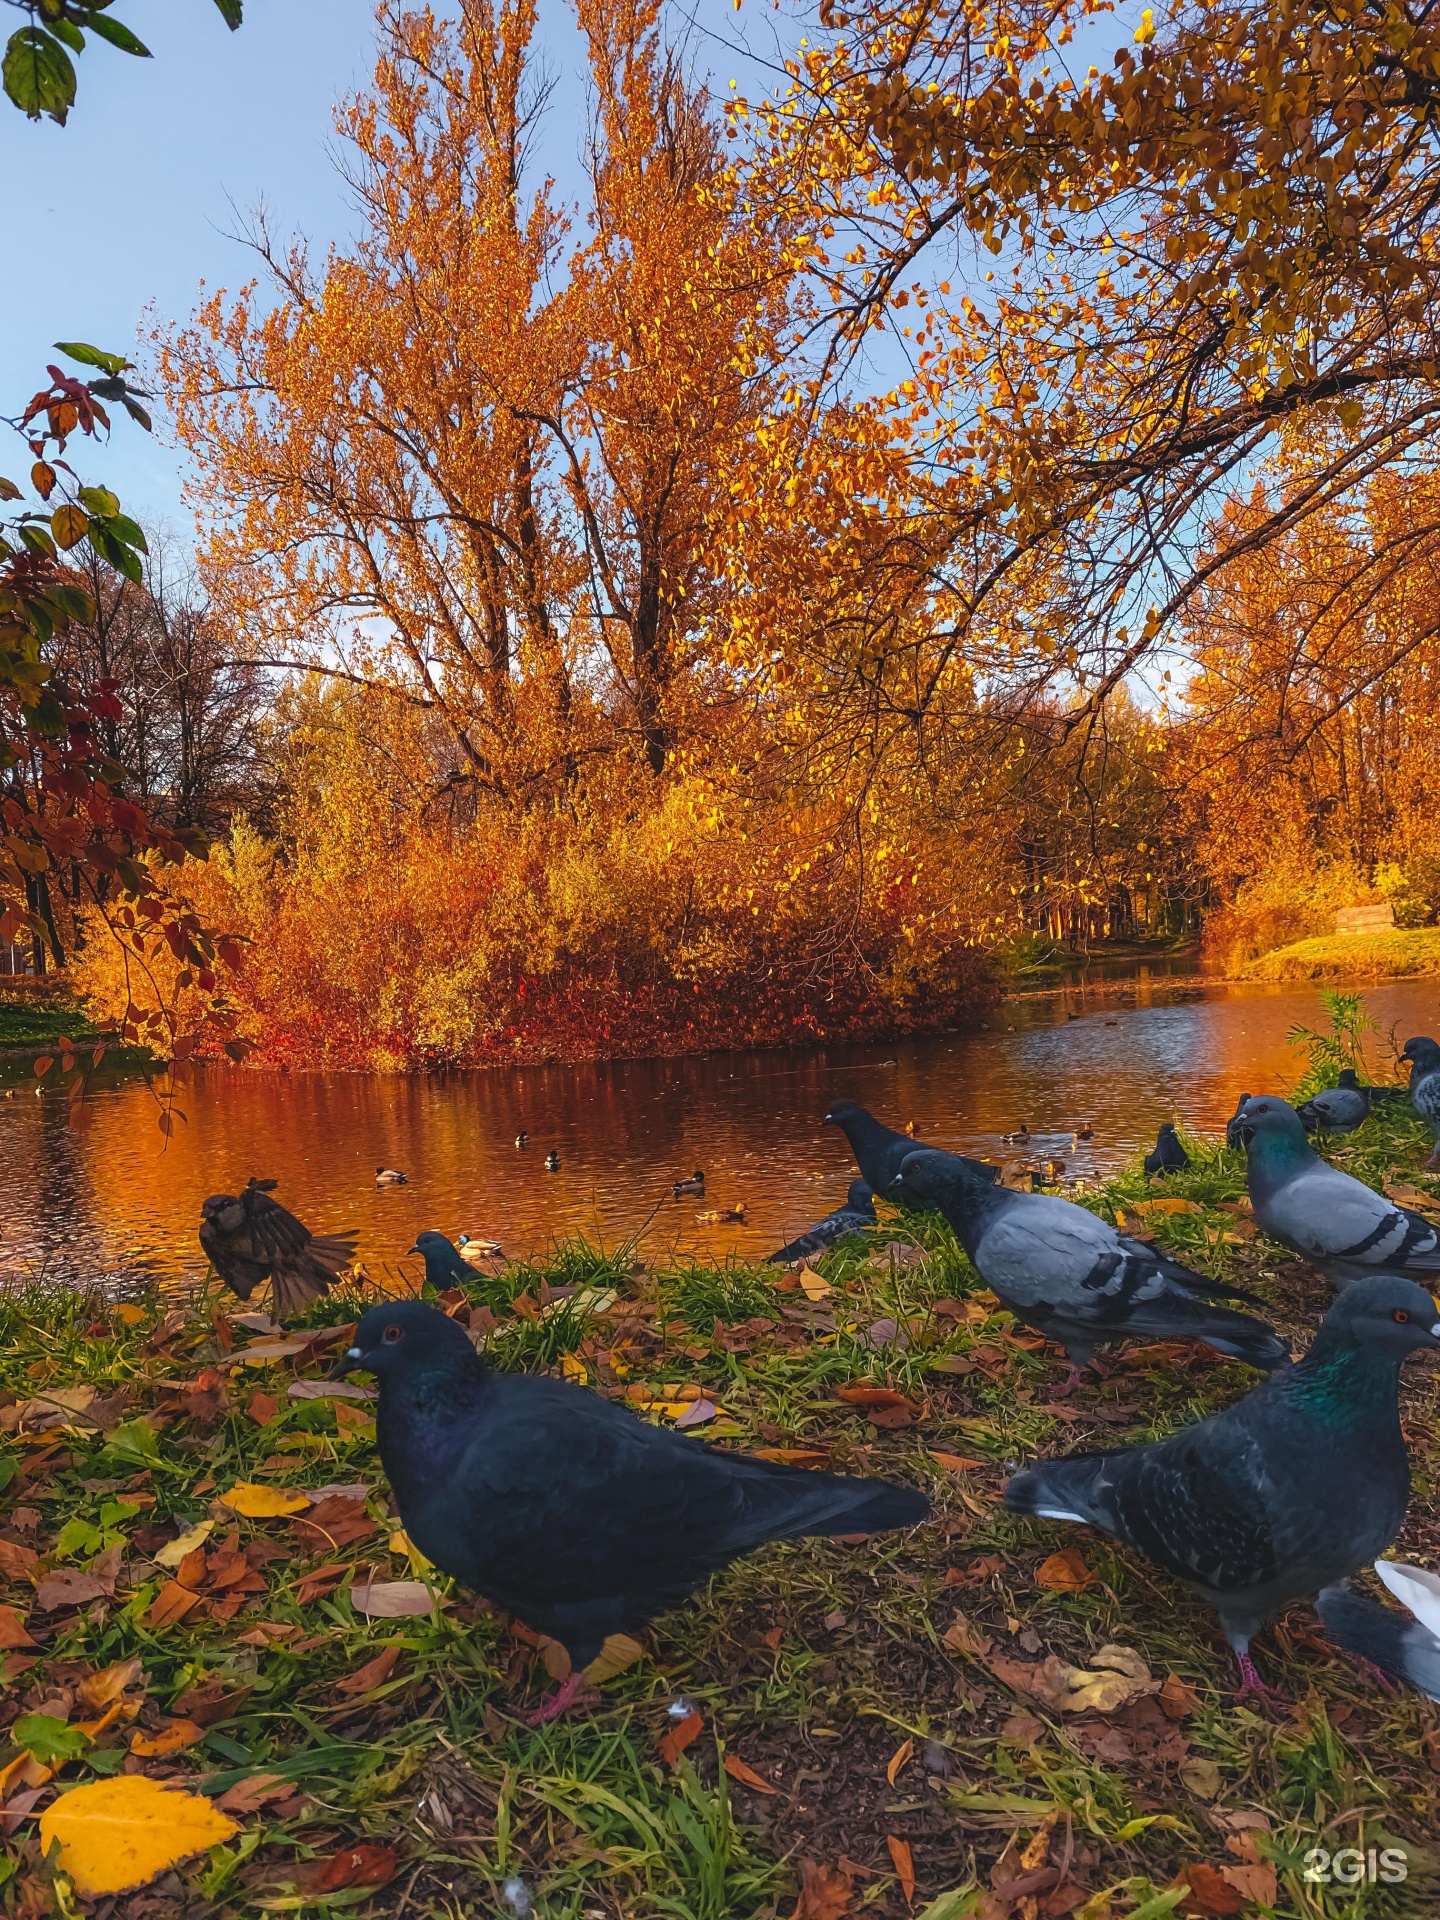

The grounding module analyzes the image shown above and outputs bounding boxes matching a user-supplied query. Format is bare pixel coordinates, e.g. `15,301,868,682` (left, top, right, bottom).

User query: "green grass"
1241,927,1440,983
2,1101,1439,1917
0,996,102,1051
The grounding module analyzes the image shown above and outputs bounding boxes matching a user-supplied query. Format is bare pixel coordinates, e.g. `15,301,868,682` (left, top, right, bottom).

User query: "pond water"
2,973,1436,1291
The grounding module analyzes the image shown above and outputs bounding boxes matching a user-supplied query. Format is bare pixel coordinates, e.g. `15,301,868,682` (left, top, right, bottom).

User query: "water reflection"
1,974,1435,1289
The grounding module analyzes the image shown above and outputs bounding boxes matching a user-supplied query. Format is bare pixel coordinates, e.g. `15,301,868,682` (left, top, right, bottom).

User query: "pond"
1,973,1436,1290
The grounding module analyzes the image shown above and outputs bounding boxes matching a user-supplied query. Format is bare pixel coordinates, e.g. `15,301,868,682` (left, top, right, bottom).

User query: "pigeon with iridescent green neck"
1237,1095,1440,1287
1007,1278,1440,1695
1403,1037,1440,1168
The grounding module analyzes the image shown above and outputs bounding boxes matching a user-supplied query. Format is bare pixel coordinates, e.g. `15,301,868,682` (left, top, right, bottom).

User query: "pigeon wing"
975,1196,1132,1311
1261,1165,1440,1269
242,1184,314,1261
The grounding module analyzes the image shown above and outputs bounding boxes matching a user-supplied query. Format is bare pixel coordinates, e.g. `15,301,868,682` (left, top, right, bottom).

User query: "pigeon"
199,1179,358,1321
375,1166,408,1186
824,1100,998,1198
1296,1069,1369,1135
672,1170,705,1197
334,1300,929,1721
1143,1123,1190,1177
1236,1095,1440,1286
1006,1278,1440,1694
1225,1093,1251,1151
544,1150,561,1172
409,1231,475,1291
1403,1037,1440,1167
768,1179,877,1264
891,1149,1285,1392
1318,1560,1440,1701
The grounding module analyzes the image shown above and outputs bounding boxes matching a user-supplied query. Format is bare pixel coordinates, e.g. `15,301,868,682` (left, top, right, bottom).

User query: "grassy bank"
1240,928,1440,985
0,996,102,1054
1,1108,1439,1918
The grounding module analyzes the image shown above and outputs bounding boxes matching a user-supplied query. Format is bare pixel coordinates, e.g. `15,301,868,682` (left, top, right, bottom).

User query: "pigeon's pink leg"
1235,1650,1288,1702
516,1668,595,1727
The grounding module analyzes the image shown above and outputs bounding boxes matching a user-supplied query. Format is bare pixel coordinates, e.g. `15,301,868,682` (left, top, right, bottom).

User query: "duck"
672,1170,705,1196
459,1232,503,1265
375,1166,408,1186
903,1120,919,1137
696,1203,747,1224
544,1150,561,1172
1001,1125,1031,1146
515,1131,529,1148
1075,1121,1094,1140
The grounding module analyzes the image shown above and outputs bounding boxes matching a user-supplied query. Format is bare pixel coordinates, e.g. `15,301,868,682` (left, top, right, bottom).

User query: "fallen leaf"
153,1520,215,1569
1036,1548,1094,1592
218,1483,312,1517
835,1385,913,1411
173,1679,252,1725
584,1632,646,1683
287,1379,375,1401
295,1562,351,1605
887,1835,916,1904
753,1448,829,1467
797,1266,832,1300
291,1493,376,1553
724,1753,777,1794
1386,1181,1440,1210
886,1736,914,1786
928,1451,986,1472
1159,1672,1201,1720
232,1339,313,1362
0,1606,36,1648
17,1384,96,1433
1126,1198,1203,1218
335,1643,403,1694
0,1540,38,1580
128,1719,206,1756
791,1857,853,1920
77,1657,146,1714
35,1568,106,1610
560,1352,588,1384
246,1391,279,1424
1178,1757,1222,1799
112,1304,146,1327
38,1775,238,1897
294,1845,399,1892
145,1580,208,1630
942,1611,994,1658
1218,1862,1277,1905
214,1770,292,1813
351,1578,443,1617
0,1751,52,1804
1063,1645,1157,1714
1174,1863,1244,1917
676,1397,717,1428
658,1708,703,1764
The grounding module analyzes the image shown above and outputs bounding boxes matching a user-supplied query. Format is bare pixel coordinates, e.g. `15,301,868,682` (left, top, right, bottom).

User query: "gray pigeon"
824,1100,998,1197
891,1149,1286,1393
1006,1278,1440,1693
1225,1093,1251,1151
1402,1037,1440,1167
768,1180,877,1264
1237,1095,1440,1286
1317,1582,1440,1702
1296,1068,1369,1135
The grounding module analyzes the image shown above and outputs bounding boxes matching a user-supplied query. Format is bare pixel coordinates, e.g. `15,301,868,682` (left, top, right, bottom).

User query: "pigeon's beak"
887,1172,907,1196
330,1345,365,1381
405,1242,420,1256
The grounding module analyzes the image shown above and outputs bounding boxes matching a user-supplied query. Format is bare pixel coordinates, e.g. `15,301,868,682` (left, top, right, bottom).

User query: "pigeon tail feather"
1317,1583,1440,1701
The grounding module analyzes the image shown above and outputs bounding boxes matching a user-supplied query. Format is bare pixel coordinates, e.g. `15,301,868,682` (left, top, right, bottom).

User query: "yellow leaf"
112,1305,145,1326
583,1631,647,1683
153,1520,215,1569
217,1483,312,1517
38,1775,238,1896
797,1265,831,1300
561,1352,588,1384
129,1719,207,1757
50,504,89,551
77,1658,146,1715
885,1735,914,1785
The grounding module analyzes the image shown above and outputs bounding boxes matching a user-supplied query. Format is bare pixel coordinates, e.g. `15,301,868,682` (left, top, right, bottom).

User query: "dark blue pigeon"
768,1179,876,1264
825,1100,997,1199
1007,1278,1440,1695
892,1148,1285,1393
1143,1123,1190,1177
1224,1093,1252,1151
1237,1095,1440,1286
335,1301,929,1723
1318,1560,1440,1702
409,1231,475,1292
1402,1037,1440,1168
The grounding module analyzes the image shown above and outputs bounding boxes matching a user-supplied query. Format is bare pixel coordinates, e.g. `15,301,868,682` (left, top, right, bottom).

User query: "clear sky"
0,0,596,537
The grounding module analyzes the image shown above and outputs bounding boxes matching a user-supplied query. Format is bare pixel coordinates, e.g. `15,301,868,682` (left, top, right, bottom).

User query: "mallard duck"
696,1203,747,1224
1075,1121,1094,1140
672,1169,705,1196
903,1120,919,1137
375,1166,408,1186
1000,1125,1031,1146
544,1150,561,1172
515,1131,529,1148
459,1232,503,1264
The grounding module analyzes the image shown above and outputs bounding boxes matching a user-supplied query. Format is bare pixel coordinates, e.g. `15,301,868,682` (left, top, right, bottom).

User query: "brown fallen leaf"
214,1771,293,1814
0,1606,35,1648
928,1451,986,1472
350,1578,443,1618
658,1708,703,1765
1158,1671,1201,1720
294,1844,399,1892
753,1448,829,1467
791,1858,853,1920
77,1657,146,1714
291,1494,377,1554
1218,1861,1278,1906
724,1753,777,1794
886,1835,916,1905
246,1391,279,1425
583,1632,646,1683
145,1579,207,1630
942,1611,994,1658
885,1737,914,1786
1036,1547,1095,1592
35,1568,106,1610
0,1750,52,1805
0,1540,38,1581
835,1385,913,1411
294,1562,352,1605
1173,1863,1245,1917
172,1680,253,1726
335,1643,403,1695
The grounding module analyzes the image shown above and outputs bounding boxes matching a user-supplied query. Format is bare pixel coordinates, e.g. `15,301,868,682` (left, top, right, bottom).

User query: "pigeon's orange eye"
1393,1309,1411,1324
383,1324,405,1344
